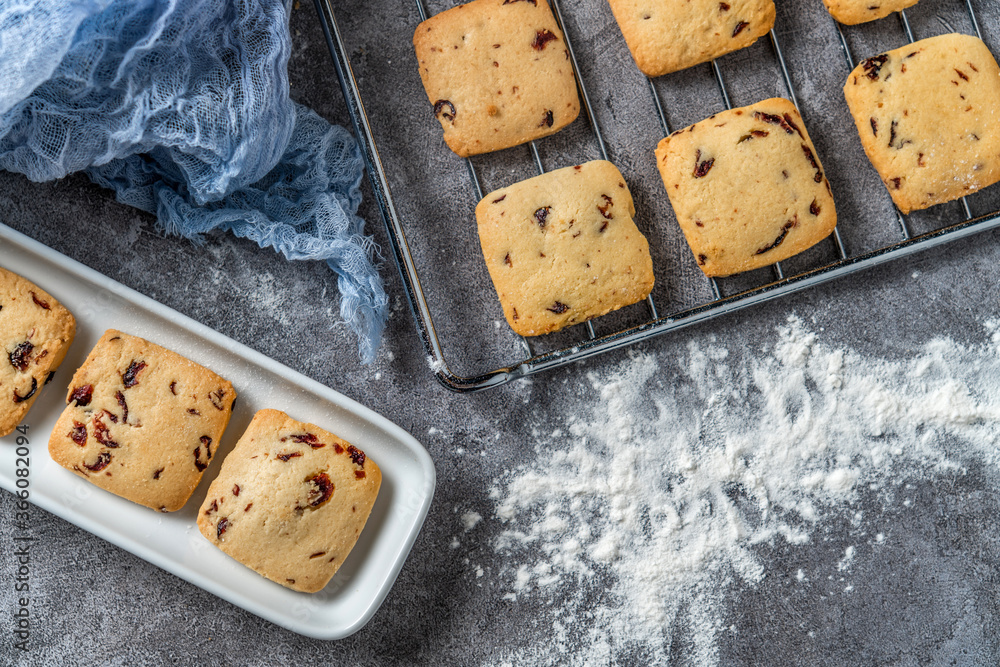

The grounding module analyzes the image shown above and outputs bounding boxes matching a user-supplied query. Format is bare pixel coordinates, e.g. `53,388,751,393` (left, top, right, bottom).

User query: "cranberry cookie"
822,0,920,25
656,98,837,277
607,0,775,77
0,267,76,437
197,409,382,593
48,330,236,511
843,34,1000,214
413,0,580,156
476,160,654,336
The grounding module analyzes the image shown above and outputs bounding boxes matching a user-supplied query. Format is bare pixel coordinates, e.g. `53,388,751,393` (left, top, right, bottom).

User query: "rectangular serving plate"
0,223,435,640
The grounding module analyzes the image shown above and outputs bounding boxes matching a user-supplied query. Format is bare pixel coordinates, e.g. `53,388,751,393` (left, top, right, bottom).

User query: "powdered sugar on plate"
487,315,1000,664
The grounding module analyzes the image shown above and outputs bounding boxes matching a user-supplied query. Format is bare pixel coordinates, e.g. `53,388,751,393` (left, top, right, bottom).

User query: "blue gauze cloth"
0,0,388,363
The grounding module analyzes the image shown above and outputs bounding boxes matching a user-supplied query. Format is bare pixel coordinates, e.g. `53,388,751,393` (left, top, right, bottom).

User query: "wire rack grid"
314,0,1000,392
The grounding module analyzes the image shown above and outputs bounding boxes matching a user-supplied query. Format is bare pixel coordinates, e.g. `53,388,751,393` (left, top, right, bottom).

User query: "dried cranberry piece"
861,54,889,80
697,254,708,266
347,445,366,467
69,421,87,447
13,378,37,404
44,370,55,385
502,0,537,4
693,150,715,178
738,130,769,144
193,448,208,472
888,119,898,148
9,342,33,372
801,144,823,182
752,111,795,135
216,517,229,539
233,484,240,496
782,114,803,138
955,68,969,82
732,21,749,37
504,253,513,267
69,384,94,407
539,110,554,127
492,194,507,204
890,177,903,190
30,292,50,310
188,408,201,416
597,194,613,220
547,302,569,315
534,206,551,229
532,29,557,51
355,470,367,479
153,468,164,480
433,99,456,123
115,391,129,424
194,435,213,471
291,433,323,448
719,2,730,9
756,217,799,255
209,388,226,411
307,473,334,508
276,451,302,462
93,414,119,448
870,117,878,136
309,552,326,559
810,199,821,216
84,451,112,472
334,444,345,454
205,499,219,515
169,381,177,395
122,360,147,388
244,503,253,512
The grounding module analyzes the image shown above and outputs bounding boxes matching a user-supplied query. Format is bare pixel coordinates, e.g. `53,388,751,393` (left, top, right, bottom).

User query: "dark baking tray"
314,0,1000,391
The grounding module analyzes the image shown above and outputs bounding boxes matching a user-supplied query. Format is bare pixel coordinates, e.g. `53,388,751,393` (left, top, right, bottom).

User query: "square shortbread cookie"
607,0,776,77
476,160,655,336
197,409,382,593
822,0,920,25
655,98,838,277
0,267,76,436
843,33,1000,214
413,0,580,157
48,330,236,512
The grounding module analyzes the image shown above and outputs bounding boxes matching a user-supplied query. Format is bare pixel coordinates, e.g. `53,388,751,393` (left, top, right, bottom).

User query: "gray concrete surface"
2,0,1000,664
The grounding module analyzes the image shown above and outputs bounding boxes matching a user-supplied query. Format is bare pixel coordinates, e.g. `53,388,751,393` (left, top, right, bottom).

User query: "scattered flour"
488,315,1000,665
836,545,856,572
462,511,482,532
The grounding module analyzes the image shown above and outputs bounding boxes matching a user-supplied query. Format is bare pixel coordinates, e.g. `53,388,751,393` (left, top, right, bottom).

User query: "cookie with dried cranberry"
0,267,76,437
476,160,655,336
196,409,382,593
843,34,1000,214
655,98,837,277
822,0,919,25
413,0,580,157
607,0,775,77
48,330,235,512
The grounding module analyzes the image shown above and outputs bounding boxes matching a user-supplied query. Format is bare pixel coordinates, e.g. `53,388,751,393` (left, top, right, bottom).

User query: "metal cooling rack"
314,0,1000,392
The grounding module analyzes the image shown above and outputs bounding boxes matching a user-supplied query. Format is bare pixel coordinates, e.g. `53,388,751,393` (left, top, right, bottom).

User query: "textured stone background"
2,0,1000,664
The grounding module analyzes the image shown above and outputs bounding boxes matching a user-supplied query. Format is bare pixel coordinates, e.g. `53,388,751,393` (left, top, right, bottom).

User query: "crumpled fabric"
0,0,387,363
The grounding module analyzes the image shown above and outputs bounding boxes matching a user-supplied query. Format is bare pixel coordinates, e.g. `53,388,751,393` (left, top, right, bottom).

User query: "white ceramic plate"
0,224,435,639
